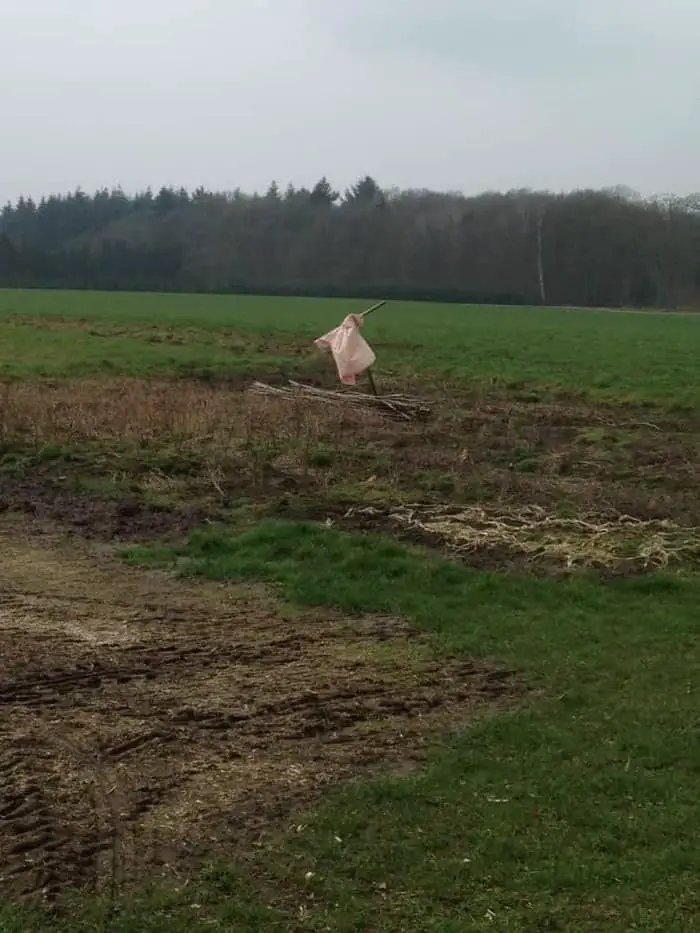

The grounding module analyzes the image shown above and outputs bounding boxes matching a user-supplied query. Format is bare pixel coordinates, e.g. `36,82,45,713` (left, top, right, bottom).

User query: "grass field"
1,289,699,932
2,289,700,404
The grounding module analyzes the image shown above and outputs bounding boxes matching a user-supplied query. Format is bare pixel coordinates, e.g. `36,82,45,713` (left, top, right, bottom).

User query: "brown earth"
0,519,518,902
0,475,208,541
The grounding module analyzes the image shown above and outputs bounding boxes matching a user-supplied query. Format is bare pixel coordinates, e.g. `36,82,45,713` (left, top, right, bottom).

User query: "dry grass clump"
0,379,395,491
346,504,700,570
0,379,386,446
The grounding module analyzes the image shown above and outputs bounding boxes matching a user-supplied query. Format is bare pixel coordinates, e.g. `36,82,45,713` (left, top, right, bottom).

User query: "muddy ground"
0,519,517,902
0,475,208,541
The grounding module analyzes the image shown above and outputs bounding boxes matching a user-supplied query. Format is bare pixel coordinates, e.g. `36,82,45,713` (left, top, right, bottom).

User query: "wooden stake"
359,302,385,395
366,368,379,396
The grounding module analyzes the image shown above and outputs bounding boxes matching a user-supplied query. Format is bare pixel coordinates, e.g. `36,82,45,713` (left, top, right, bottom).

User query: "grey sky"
1,0,697,203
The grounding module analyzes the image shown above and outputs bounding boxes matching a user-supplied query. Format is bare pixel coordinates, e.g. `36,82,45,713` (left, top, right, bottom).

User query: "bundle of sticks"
249,380,431,421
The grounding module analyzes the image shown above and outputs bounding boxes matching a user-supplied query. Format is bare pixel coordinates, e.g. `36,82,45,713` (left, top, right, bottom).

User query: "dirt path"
0,520,516,902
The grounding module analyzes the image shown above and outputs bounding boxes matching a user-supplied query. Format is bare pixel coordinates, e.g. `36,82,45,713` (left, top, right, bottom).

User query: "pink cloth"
314,314,376,386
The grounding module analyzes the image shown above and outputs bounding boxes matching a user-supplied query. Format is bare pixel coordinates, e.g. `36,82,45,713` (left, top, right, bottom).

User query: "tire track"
0,523,522,901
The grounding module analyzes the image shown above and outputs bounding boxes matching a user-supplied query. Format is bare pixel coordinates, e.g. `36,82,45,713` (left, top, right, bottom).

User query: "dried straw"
345,504,700,569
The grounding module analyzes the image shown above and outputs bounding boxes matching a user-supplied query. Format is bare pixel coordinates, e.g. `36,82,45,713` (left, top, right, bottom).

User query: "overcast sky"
1,0,697,203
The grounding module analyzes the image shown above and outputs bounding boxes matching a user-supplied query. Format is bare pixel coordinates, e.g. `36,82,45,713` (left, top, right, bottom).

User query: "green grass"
0,314,308,380
103,520,700,931
2,289,700,404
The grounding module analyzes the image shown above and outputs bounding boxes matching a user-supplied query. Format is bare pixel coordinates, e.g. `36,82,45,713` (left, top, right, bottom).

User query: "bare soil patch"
0,521,518,902
0,475,207,540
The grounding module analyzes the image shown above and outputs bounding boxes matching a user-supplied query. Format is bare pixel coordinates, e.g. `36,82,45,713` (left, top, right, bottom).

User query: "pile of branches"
249,380,431,421
344,504,700,570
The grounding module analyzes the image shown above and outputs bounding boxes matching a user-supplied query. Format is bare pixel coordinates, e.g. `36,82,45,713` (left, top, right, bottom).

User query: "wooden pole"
361,300,387,318
361,302,385,395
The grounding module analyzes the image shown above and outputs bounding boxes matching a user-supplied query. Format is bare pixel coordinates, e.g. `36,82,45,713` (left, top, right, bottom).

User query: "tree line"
1,177,699,308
